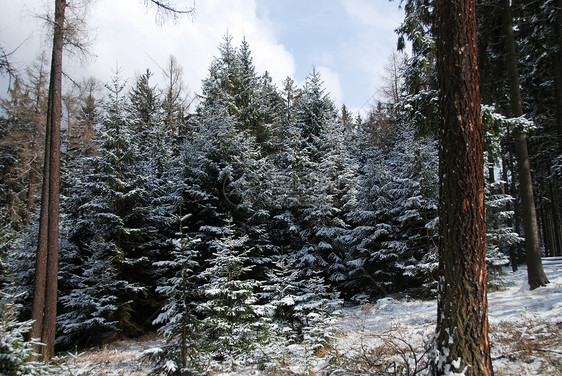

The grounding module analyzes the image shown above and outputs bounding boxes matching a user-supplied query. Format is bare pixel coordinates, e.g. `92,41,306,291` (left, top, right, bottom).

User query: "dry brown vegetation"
489,319,562,376
58,333,162,376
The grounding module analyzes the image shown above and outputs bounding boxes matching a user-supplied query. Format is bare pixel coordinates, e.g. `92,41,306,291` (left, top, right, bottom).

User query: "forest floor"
60,257,562,375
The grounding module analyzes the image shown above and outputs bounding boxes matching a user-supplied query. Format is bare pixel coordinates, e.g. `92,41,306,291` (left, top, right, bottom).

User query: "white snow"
333,256,562,375
61,257,562,375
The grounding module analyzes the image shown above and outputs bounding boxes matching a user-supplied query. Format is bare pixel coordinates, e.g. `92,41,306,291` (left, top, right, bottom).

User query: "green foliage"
197,219,269,365
0,289,52,376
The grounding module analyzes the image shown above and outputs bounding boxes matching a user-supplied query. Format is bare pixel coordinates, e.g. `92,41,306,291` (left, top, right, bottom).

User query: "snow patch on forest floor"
58,334,164,375
62,257,562,375
332,257,562,375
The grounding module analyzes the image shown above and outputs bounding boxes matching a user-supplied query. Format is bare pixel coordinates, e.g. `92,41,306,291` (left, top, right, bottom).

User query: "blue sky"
0,0,405,115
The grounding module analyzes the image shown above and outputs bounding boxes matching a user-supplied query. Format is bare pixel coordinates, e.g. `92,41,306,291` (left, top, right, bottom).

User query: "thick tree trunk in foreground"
500,0,549,290
433,0,493,375
30,0,66,361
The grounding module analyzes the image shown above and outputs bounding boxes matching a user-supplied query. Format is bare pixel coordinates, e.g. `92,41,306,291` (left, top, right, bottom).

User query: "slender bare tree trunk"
433,0,493,374
30,0,66,361
500,0,549,290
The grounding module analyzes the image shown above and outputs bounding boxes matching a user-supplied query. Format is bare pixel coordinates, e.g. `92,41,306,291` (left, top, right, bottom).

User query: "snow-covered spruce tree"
235,37,269,142
348,107,439,299
3,222,38,311
384,121,438,294
197,218,268,368
0,289,53,375
262,251,341,348
56,72,149,347
127,68,169,178
124,69,183,328
56,228,128,348
482,106,523,274
290,68,357,290
311,111,358,287
261,77,307,280
395,0,439,138
144,213,204,376
196,37,282,278
346,114,392,301
262,250,342,373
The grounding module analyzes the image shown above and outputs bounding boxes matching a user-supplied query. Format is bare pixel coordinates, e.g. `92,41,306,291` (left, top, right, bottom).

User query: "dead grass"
490,319,562,376
327,326,432,375
58,333,162,376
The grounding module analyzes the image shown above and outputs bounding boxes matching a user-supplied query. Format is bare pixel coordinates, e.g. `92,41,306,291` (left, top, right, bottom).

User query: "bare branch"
143,0,196,24
31,0,94,65
148,0,195,14
0,42,23,89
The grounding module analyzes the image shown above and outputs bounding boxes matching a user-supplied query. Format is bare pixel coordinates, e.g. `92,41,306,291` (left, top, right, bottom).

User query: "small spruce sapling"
0,289,53,375
145,212,204,375
197,218,268,368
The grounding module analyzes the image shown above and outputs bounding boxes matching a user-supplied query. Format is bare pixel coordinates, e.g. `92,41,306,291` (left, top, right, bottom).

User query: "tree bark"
30,0,66,361
500,0,549,290
555,0,562,150
433,0,493,375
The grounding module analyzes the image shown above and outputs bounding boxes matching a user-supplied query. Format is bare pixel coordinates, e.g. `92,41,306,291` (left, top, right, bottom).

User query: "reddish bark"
434,0,493,374
30,0,66,361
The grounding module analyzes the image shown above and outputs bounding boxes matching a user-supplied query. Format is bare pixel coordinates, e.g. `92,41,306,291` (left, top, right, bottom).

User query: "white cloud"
317,66,344,107
339,0,404,111
0,0,404,114
88,0,297,96
342,0,403,31
0,0,296,98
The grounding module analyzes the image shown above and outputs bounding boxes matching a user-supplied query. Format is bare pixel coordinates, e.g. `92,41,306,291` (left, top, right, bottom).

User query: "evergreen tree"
30,0,66,359
482,106,521,273
291,69,339,278
396,0,439,137
197,219,267,366
0,289,53,375
57,72,149,347
262,251,341,347
146,214,203,376
348,113,439,299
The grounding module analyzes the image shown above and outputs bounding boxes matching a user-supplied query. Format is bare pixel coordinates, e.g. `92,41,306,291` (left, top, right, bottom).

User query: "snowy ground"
331,257,562,375
63,257,562,375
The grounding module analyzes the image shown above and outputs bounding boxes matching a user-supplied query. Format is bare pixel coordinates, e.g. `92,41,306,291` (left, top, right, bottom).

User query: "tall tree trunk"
500,0,549,290
556,0,562,150
433,0,493,375
502,153,517,270
30,0,66,361
24,168,35,227
549,181,562,256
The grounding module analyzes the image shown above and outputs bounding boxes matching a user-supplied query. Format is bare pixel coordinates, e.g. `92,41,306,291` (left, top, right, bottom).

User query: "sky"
0,0,405,115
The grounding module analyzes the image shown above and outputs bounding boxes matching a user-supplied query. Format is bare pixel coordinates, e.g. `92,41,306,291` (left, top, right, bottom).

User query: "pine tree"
146,213,203,376
57,72,149,346
197,219,267,367
499,0,549,289
30,0,66,359
0,289,53,375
